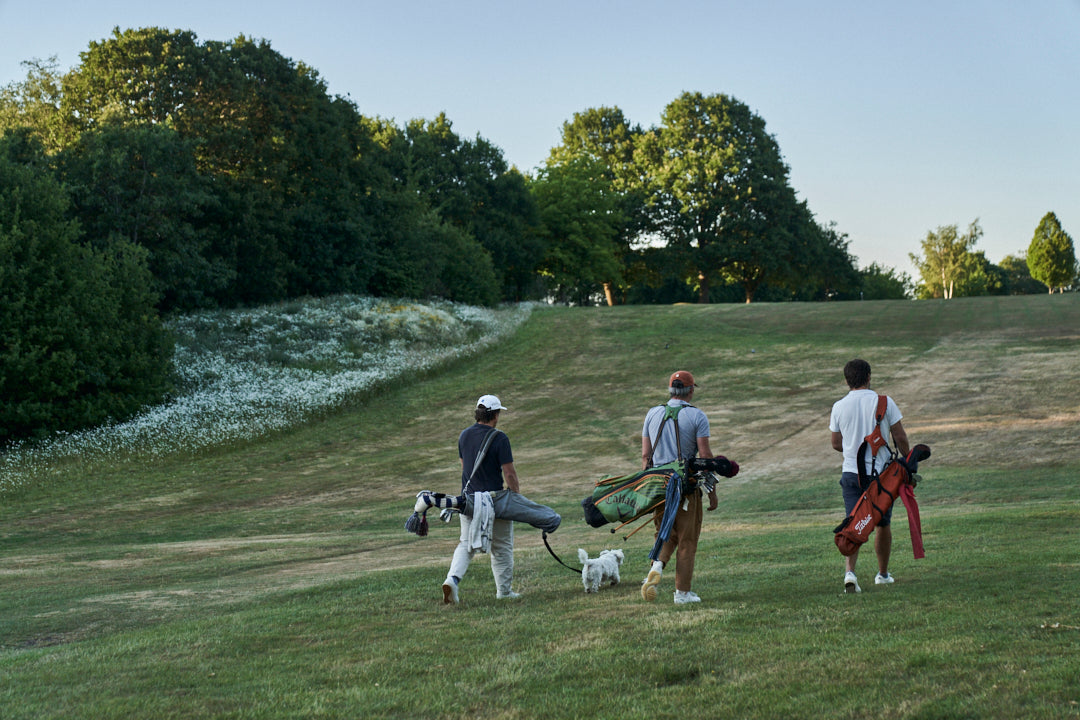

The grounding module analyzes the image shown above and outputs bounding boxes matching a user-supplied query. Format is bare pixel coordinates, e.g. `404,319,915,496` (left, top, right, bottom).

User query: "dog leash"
542,532,584,575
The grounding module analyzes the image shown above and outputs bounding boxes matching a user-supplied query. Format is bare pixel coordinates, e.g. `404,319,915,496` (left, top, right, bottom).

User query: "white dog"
577,548,625,593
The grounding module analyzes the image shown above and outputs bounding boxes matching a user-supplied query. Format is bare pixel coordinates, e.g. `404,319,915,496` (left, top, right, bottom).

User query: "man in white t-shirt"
829,359,909,594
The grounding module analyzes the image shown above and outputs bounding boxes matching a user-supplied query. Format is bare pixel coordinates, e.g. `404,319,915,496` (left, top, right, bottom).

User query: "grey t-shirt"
642,400,710,465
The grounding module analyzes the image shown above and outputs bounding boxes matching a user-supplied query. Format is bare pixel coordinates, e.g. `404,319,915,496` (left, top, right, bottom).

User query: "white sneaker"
674,590,701,604
496,590,521,600
844,571,861,594
442,579,459,604
875,572,895,585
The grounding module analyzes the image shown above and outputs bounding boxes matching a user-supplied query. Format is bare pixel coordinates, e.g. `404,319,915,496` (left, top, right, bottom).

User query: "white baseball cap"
476,394,507,411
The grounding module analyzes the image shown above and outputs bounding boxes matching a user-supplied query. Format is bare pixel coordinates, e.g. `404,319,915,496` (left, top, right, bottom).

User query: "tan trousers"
652,490,703,592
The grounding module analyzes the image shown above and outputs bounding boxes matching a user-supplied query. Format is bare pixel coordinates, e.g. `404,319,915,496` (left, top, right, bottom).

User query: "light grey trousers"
448,514,514,596
447,490,561,596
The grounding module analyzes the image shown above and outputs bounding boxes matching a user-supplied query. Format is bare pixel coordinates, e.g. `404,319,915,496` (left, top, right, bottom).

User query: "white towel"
467,491,494,554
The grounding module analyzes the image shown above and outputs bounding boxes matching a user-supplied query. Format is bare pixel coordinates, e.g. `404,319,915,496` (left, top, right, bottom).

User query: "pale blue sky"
2,0,1077,275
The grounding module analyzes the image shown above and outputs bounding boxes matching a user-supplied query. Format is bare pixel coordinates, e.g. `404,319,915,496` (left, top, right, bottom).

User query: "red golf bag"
834,396,930,557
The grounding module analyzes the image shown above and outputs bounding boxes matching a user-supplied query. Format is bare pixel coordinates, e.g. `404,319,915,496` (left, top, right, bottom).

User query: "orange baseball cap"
669,371,697,388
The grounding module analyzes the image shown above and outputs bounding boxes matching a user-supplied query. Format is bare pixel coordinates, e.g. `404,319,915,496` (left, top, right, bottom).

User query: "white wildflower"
0,296,532,491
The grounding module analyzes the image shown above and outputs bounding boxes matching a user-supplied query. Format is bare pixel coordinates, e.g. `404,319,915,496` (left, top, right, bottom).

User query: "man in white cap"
441,394,524,604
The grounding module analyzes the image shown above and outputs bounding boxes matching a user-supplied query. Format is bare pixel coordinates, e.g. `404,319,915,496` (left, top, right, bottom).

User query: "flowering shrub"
0,296,531,491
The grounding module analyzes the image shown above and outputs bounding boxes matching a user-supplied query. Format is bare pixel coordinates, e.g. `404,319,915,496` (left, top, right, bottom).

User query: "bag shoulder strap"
648,403,693,465
857,395,892,485
864,396,889,454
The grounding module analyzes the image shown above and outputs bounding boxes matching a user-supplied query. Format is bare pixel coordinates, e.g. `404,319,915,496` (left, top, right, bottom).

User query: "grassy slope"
2,295,1079,719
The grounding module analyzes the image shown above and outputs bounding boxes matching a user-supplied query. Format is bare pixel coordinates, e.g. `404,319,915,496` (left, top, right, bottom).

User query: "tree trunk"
603,282,615,307
697,271,710,304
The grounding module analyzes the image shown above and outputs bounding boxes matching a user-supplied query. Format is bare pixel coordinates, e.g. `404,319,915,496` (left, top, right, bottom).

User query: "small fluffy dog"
577,548,625,593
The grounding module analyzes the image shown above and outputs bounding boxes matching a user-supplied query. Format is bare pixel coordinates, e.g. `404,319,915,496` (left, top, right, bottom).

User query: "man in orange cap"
639,370,717,604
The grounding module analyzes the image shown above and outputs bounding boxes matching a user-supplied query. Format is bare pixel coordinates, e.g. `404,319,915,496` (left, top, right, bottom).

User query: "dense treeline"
1,27,882,314
0,30,534,312
1,27,1070,441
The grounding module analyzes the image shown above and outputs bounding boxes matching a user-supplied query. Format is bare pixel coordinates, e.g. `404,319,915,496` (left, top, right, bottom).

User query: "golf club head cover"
404,511,427,535
687,456,740,478
900,444,932,476
413,490,434,514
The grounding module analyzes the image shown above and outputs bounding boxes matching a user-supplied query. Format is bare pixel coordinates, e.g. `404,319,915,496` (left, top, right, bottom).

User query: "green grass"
2,294,1080,719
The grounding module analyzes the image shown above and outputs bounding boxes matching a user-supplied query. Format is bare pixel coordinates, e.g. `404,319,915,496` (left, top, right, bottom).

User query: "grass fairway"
2,294,1079,719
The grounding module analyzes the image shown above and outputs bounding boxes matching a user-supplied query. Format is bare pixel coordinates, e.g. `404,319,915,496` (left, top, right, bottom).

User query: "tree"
361,117,501,305
0,141,172,443
909,220,983,299
998,254,1047,295
857,263,912,300
1027,212,1076,293
0,57,72,154
58,122,230,312
530,157,625,305
400,114,542,301
549,107,639,171
59,27,377,306
634,92,806,303
953,250,1005,297
779,211,860,301
548,107,649,304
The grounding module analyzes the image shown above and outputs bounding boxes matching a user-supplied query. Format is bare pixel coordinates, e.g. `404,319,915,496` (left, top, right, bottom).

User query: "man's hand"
707,490,719,511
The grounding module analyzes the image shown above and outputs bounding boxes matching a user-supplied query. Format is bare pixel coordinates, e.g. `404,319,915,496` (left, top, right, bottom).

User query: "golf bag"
834,396,931,556
582,460,681,529
581,456,739,530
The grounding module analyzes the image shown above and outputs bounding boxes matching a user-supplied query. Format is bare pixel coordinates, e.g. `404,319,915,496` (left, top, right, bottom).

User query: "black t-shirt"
458,423,513,493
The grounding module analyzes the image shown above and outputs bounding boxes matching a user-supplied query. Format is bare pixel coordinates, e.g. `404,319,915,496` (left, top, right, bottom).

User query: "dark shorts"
840,472,892,527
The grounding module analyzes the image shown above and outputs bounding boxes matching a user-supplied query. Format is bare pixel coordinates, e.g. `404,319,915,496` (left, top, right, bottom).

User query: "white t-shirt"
829,388,903,475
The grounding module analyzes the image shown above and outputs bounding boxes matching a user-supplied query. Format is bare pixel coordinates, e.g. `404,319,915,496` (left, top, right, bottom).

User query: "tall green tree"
59,27,376,306
953,250,1005,297
401,114,542,301
909,220,983,299
547,106,645,304
634,92,807,303
361,116,500,305
59,122,230,311
0,140,172,443
1027,212,1076,293
772,207,860,301
530,157,625,305
548,107,641,188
